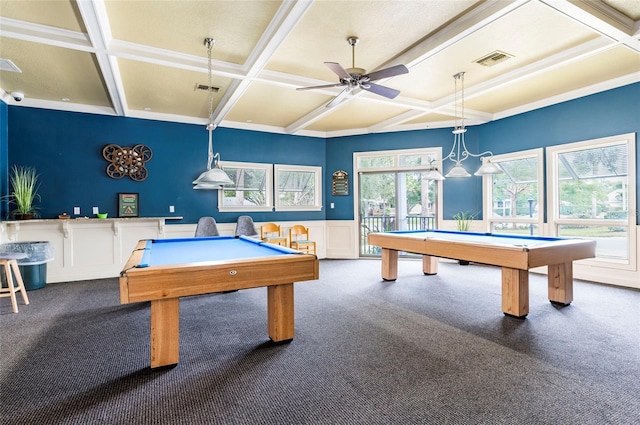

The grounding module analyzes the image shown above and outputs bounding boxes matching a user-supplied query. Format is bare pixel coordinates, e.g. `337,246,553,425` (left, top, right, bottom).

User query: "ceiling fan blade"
365,64,409,81
325,62,352,80
326,87,352,108
361,82,400,99
297,83,345,91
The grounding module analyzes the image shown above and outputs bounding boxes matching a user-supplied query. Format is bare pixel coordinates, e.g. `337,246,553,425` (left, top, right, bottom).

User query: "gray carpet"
1,259,639,425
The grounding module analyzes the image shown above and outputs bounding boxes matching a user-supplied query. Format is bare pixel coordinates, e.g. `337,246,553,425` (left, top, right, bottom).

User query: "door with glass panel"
359,171,437,256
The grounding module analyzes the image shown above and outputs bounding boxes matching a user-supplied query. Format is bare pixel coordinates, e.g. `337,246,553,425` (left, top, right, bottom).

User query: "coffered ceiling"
1,0,639,138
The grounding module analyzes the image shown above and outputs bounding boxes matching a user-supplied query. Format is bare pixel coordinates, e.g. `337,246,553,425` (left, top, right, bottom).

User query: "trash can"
0,241,54,290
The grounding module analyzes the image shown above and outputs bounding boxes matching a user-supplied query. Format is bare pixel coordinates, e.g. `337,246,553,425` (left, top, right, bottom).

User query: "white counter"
0,217,183,283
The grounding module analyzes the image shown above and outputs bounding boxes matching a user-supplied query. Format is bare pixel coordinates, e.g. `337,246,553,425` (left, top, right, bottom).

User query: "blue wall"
6,108,325,223
0,99,7,219
324,127,484,220
3,83,638,225
479,83,640,219
325,82,640,221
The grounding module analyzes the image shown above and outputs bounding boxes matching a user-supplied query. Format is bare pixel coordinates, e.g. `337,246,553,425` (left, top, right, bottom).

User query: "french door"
359,170,437,256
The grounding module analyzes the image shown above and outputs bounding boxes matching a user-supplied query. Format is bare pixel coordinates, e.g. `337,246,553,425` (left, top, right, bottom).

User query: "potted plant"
453,211,477,265
453,210,477,232
6,165,41,220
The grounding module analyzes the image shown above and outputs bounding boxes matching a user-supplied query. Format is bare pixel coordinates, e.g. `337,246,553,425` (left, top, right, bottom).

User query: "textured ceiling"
1,0,639,138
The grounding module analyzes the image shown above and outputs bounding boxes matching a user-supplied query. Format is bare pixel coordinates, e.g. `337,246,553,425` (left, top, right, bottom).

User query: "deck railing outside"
361,215,435,255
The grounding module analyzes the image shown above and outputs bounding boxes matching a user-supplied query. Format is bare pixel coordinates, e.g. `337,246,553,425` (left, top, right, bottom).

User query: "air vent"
195,84,219,93
0,58,22,73
474,51,513,67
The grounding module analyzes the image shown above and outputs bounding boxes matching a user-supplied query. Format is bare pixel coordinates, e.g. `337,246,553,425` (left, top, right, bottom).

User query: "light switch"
330,203,335,209
169,205,175,213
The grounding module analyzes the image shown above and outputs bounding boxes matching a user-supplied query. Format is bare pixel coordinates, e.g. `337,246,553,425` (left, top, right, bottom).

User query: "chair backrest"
260,222,281,239
289,224,309,241
235,215,258,237
194,216,220,237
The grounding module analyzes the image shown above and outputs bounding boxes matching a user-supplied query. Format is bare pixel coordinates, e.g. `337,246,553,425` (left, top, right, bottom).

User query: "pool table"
367,230,596,318
120,235,319,369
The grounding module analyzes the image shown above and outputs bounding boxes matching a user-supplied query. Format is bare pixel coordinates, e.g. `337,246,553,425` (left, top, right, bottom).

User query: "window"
274,165,322,211
483,149,544,235
547,134,636,266
218,161,273,212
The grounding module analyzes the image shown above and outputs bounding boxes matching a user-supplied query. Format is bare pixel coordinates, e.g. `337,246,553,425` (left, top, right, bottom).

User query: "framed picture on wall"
118,193,139,217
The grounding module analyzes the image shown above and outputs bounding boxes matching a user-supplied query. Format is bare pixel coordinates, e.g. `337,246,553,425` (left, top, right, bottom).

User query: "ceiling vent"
474,51,513,67
0,58,22,73
195,84,219,93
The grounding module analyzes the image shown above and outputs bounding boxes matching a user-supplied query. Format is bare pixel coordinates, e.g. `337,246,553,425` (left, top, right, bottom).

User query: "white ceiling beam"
109,39,245,80
378,0,530,71
285,0,530,133
76,0,126,116
539,0,640,52
0,17,93,52
211,0,314,125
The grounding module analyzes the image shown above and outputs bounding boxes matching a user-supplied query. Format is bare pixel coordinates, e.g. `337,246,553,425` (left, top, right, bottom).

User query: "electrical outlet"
92,206,99,214
74,206,80,215
169,205,175,213
330,203,335,209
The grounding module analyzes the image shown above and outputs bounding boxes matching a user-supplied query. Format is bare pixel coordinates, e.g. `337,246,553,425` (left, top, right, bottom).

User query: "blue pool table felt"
138,236,300,267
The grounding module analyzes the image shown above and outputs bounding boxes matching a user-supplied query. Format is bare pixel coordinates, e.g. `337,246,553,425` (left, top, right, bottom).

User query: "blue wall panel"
325,83,639,221
325,123,485,220
7,108,326,223
5,83,638,226
480,83,640,215
0,100,7,218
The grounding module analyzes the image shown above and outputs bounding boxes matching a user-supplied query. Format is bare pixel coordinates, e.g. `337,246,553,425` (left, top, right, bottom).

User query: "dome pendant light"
193,38,233,190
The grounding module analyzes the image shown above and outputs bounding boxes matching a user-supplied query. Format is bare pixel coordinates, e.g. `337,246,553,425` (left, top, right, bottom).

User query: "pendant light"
192,38,233,190
442,72,502,178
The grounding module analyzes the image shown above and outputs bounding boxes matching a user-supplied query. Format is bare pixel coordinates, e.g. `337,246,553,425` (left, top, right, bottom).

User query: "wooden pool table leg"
422,255,438,275
150,298,180,369
268,283,295,342
547,262,573,305
381,248,398,281
501,267,529,318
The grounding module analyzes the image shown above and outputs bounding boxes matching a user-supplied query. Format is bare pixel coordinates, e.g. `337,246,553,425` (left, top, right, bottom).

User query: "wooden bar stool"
0,253,30,313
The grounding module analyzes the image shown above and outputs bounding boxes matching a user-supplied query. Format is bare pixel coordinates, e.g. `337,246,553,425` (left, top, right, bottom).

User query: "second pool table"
368,229,596,318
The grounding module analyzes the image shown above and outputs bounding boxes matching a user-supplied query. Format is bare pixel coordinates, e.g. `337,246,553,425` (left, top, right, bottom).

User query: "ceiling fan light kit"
193,37,234,190
296,36,409,108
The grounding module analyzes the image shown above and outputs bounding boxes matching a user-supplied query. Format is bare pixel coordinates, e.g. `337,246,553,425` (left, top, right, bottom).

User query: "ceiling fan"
297,36,409,108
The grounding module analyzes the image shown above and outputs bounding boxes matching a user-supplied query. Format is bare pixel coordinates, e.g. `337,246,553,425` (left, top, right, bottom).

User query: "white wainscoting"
0,217,181,283
1,218,636,289
0,218,329,284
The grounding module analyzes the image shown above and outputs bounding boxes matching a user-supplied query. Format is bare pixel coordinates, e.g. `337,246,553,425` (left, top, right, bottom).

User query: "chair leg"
2,260,18,313
1,259,29,313
10,260,29,307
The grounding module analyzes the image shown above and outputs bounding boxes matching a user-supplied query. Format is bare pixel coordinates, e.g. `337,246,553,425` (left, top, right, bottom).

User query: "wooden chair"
260,223,287,246
0,253,30,313
289,224,316,255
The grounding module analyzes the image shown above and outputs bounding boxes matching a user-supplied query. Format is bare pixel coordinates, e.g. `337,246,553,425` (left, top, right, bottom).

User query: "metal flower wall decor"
102,144,153,181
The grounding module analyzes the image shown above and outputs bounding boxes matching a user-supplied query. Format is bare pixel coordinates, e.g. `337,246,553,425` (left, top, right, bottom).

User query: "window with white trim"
483,149,544,235
546,133,636,266
218,161,273,212
274,164,322,212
